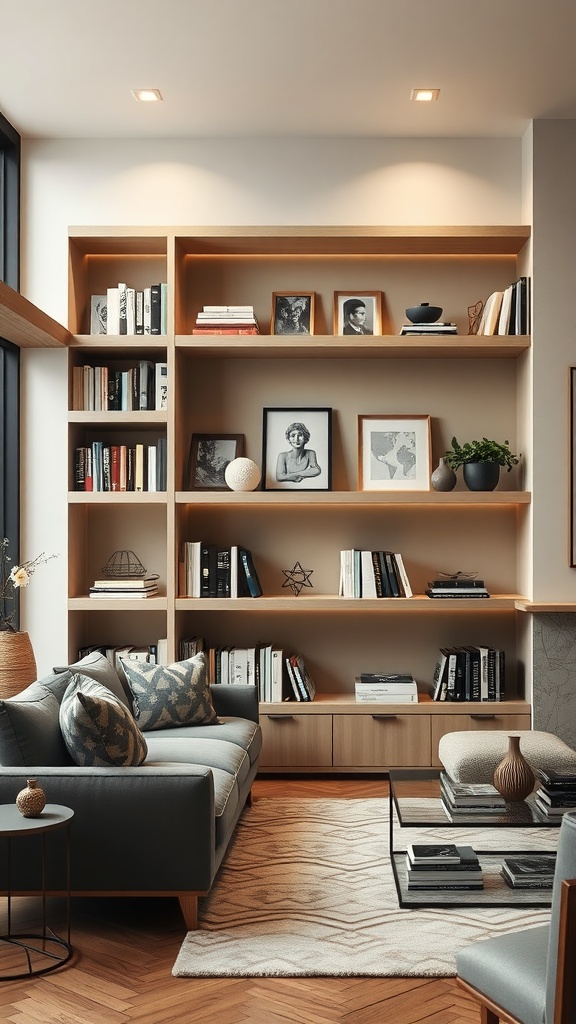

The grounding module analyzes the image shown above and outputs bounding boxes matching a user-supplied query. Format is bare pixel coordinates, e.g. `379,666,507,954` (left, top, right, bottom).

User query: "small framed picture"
271,293,315,336
358,415,431,491
334,291,383,337
262,408,332,491
187,434,244,490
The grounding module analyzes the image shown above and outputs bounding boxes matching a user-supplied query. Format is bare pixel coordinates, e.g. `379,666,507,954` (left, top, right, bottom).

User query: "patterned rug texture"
172,797,555,977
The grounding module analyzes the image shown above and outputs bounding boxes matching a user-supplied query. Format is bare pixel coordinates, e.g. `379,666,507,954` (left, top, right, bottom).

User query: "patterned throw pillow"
120,651,218,731
59,674,148,767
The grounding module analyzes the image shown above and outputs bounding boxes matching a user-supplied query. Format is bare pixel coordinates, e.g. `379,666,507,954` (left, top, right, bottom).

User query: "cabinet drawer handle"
470,714,496,719
371,714,397,720
266,714,294,721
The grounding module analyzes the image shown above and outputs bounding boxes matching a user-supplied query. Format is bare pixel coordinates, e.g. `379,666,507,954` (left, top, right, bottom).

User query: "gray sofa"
0,651,261,929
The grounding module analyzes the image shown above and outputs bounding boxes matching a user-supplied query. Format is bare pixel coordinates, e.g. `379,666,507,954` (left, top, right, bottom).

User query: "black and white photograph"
334,291,382,336
187,433,244,490
271,293,315,336
262,408,332,491
358,415,431,491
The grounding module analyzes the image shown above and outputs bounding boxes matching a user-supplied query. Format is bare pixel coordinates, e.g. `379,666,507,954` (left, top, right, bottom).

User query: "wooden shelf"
68,491,167,504
176,490,530,507
175,334,530,359
0,280,71,349
175,595,523,612
260,693,531,715
69,335,168,350
515,601,576,612
68,410,168,425
68,597,167,611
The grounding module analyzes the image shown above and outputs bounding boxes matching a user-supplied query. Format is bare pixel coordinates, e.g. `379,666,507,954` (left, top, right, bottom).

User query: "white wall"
20,135,523,672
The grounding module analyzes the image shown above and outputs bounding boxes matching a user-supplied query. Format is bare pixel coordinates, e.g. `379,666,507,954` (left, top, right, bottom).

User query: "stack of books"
339,549,412,598
354,672,418,704
425,578,490,599
440,771,507,819
406,843,483,891
501,854,556,889
534,768,576,820
192,305,259,335
400,321,457,336
89,576,159,599
182,542,262,599
432,645,505,701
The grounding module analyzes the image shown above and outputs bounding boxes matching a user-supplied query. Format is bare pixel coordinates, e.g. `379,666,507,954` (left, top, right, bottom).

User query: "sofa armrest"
210,683,259,723
0,765,216,892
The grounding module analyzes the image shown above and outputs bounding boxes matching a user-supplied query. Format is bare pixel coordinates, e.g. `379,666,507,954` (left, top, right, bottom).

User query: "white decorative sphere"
224,457,261,492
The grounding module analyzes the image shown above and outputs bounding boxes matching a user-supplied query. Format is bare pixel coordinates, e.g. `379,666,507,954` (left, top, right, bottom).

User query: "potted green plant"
442,437,520,491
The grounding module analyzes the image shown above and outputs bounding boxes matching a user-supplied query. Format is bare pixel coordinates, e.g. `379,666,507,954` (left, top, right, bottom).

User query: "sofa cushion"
53,650,132,707
120,651,219,731
59,675,148,767
144,735,251,788
159,718,262,766
0,670,74,766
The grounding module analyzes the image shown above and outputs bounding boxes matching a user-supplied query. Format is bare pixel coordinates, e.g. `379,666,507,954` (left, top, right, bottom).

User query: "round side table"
0,803,74,979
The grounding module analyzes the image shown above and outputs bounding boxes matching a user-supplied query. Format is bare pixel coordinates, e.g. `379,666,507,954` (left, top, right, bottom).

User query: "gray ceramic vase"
431,458,457,492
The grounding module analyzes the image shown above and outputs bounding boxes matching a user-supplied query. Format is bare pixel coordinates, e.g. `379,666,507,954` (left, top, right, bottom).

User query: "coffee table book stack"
440,772,507,820
500,854,556,890
406,843,483,891
534,769,576,820
354,673,418,703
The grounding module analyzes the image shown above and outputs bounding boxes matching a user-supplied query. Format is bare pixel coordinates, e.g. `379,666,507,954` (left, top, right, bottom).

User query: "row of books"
71,360,168,412
476,276,530,336
74,439,168,492
534,768,576,820
78,641,167,670
406,843,483,891
425,578,490,599
354,672,418,704
440,771,507,819
90,283,168,336
432,645,505,701
179,635,315,702
191,304,260,336
88,576,160,600
181,541,262,598
339,549,412,599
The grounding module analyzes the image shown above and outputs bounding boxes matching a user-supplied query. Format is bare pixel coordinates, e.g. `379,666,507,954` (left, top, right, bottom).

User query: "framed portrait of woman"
262,408,332,491
358,414,431,491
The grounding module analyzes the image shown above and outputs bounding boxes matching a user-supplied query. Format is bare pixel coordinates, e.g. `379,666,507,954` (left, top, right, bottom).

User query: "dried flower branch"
0,538,58,631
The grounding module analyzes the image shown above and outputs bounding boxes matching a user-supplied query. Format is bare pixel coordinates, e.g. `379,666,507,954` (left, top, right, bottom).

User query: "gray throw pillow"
120,651,218,731
59,674,148,767
53,650,132,707
0,671,74,767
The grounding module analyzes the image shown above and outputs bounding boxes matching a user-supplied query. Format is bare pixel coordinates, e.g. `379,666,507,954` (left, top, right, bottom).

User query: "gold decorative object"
493,735,535,802
0,630,37,698
16,778,46,818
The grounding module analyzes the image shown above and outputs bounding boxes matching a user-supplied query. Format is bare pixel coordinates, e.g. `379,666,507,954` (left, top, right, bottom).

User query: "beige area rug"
173,797,556,977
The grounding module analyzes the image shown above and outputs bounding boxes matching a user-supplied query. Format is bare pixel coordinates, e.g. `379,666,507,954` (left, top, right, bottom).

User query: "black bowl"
405,302,443,324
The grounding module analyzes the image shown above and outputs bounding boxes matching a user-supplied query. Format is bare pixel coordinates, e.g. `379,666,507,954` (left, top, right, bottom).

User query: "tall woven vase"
493,735,535,801
0,631,37,698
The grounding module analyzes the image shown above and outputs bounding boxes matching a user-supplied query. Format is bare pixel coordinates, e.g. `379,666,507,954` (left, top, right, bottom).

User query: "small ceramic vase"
16,778,46,818
493,736,535,802
224,457,261,492
431,458,457,492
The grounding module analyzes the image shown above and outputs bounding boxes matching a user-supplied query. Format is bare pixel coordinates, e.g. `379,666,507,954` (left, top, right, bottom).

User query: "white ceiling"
2,0,576,140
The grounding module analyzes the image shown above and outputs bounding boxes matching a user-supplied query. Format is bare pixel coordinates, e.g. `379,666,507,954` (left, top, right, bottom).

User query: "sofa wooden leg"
178,895,198,930
480,1008,500,1024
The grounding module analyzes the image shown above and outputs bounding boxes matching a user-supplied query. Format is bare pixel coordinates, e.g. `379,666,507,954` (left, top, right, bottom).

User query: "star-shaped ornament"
282,561,314,596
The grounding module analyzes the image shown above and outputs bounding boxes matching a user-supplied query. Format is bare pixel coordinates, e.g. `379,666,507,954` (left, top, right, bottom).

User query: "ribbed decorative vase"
16,778,46,818
431,457,457,492
0,631,37,698
493,735,535,801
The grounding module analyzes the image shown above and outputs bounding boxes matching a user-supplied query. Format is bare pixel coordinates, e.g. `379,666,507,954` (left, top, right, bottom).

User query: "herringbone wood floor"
0,777,481,1024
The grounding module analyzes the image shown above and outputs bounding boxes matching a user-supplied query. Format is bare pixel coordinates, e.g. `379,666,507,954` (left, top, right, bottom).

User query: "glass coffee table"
389,769,559,908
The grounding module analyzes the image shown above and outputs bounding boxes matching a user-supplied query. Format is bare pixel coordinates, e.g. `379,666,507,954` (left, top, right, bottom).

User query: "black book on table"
407,843,461,864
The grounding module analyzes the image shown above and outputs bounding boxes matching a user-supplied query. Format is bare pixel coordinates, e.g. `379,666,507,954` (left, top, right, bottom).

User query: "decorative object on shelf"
101,550,147,579
442,437,520,491
282,561,314,596
262,407,332,491
468,300,484,335
224,457,261,492
405,302,442,325
0,538,57,697
430,457,457,492
271,293,315,336
493,735,535,802
358,414,432,492
16,778,46,818
187,433,245,491
333,291,383,336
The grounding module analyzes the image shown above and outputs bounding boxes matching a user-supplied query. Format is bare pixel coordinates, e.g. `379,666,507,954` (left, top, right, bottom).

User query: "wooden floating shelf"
68,492,167,504
0,280,71,349
175,335,530,359
175,595,523,612
175,490,530,506
68,597,168,611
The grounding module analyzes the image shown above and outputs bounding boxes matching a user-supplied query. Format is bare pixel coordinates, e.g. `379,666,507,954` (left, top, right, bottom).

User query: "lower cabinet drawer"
333,714,431,768
260,713,332,767
430,712,532,768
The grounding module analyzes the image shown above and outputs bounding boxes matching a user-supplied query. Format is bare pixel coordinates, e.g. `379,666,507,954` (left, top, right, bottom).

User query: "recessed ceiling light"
411,88,440,102
131,88,163,103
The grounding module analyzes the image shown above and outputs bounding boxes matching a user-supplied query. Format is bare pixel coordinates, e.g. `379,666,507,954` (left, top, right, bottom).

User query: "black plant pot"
463,461,500,491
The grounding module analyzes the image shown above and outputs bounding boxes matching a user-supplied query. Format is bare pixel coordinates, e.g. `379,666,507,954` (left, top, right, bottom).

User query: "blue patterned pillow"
59,675,148,767
120,651,218,731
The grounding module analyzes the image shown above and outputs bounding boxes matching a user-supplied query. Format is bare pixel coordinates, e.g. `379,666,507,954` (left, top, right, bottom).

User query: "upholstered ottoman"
438,730,576,784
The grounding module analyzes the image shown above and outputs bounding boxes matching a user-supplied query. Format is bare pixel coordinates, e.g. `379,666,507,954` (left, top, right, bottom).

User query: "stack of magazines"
534,768,576,820
501,854,556,889
406,843,483,891
440,771,506,819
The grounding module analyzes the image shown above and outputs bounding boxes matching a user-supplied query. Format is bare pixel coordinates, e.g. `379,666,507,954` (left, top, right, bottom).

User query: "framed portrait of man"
334,291,383,336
